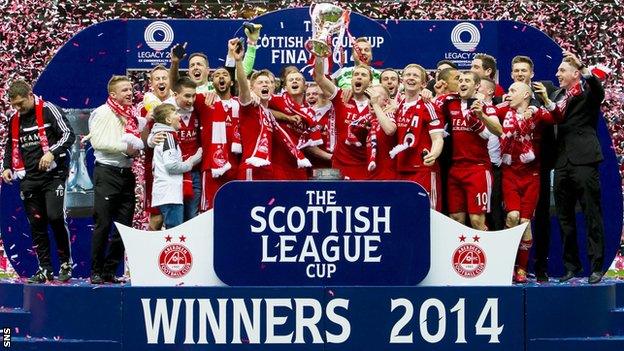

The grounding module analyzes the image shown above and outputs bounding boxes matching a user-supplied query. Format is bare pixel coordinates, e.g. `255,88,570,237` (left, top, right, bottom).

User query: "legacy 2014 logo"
144,21,174,51
137,21,175,65
444,22,482,68
451,22,481,52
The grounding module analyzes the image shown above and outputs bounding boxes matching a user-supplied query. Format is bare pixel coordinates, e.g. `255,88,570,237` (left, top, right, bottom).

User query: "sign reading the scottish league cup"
213,181,430,286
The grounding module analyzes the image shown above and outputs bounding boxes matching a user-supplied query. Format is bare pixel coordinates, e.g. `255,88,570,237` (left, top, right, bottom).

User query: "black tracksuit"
2,100,75,271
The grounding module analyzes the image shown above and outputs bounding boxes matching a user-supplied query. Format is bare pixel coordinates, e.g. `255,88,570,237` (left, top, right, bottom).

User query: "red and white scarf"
270,94,323,149
209,102,233,177
11,96,50,179
500,109,535,165
246,105,312,168
366,118,379,171
298,104,333,150
107,96,140,137
556,81,583,113
345,113,371,147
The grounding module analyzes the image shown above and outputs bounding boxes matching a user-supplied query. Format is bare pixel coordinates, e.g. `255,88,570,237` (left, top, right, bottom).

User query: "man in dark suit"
550,51,606,284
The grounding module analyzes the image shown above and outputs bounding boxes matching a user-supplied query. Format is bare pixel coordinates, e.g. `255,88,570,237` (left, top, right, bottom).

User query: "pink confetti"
36,292,44,301
268,198,275,205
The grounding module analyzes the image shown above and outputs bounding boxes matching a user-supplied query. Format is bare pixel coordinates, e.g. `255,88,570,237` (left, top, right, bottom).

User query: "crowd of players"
2,25,607,285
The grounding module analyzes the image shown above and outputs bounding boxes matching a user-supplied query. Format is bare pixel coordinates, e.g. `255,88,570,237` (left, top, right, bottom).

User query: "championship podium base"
1,279,624,350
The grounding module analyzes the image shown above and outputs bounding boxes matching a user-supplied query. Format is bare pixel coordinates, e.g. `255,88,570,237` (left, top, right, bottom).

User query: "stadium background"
0,0,622,273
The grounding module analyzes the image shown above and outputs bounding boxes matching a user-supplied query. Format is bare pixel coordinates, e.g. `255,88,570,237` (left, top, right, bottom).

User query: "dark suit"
552,74,605,273
531,80,557,275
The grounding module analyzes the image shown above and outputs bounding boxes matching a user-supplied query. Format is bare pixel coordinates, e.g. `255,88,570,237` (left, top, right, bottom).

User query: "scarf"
298,104,334,150
246,105,312,168
500,109,535,165
209,102,232,177
221,99,242,154
10,96,53,179
556,81,583,113
345,113,371,147
106,97,139,137
269,94,323,149
366,118,379,171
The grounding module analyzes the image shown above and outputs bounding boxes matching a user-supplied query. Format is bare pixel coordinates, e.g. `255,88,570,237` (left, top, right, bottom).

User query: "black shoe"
90,273,104,285
559,270,577,283
102,273,121,284
588,271,604,284
27,269,54,284
58,262,72,283
536,271,549,283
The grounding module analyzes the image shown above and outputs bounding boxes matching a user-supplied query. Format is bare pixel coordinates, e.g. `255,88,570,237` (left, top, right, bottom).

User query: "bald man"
493,82,562,283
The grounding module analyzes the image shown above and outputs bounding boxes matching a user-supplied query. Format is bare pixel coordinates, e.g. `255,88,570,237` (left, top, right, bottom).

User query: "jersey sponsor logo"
158,239,193,278
144,21,174,51
451,22,481,52
452,238,486,278
178,129,197,140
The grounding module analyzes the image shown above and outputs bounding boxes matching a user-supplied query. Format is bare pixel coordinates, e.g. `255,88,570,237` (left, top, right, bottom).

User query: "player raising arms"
231,38,311,181
311,49,374,179
199,65,243,210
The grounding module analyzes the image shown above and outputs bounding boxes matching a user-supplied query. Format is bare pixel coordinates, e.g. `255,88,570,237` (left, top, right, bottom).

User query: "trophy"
305,3,346,57
64,109,95,218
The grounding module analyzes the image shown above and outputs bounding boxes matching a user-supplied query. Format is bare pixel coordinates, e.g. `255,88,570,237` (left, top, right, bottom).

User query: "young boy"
149,103,202,228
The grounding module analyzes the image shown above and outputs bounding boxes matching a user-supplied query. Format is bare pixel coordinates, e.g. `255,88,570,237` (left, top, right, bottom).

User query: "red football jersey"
311,103,335,153
238,102,274,174
168,93,204,170
394,98,445,172
436,94,491,166
367,118,397,180
496,103,561,171
330,89,370,166
269,94,311,179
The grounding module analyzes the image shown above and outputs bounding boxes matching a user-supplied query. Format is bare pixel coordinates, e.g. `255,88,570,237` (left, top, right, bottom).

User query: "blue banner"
122,286,524,350
213,181,430,286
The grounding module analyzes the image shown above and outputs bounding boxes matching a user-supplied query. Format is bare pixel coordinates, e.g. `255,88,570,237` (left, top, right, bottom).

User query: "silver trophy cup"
305,3,346,57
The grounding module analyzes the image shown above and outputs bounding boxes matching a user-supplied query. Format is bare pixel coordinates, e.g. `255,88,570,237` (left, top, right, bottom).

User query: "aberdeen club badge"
452,235,486,278
158,235,193,278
